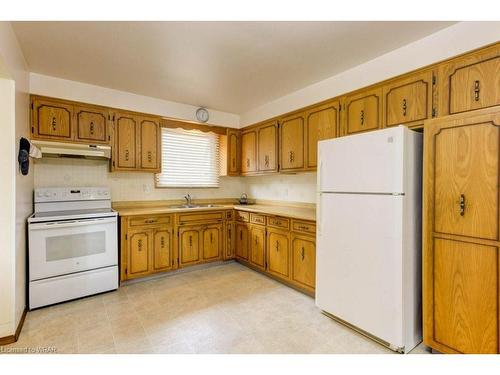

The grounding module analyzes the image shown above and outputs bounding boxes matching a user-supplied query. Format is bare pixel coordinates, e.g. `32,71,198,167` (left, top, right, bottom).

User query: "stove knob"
44,192,51,198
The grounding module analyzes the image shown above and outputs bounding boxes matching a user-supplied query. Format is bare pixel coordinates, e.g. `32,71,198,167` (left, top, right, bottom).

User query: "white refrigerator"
316,126,422,353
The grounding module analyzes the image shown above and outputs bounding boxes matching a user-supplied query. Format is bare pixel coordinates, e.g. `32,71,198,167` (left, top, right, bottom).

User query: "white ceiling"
12,21,455,114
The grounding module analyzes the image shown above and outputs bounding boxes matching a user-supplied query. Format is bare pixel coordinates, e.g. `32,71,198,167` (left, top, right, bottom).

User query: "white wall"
30,73,240,128
0,22,31,338
240,21,500,125
34,158,246,202
245,173,317,204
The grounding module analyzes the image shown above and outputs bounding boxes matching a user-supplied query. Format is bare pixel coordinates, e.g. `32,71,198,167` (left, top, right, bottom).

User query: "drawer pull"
145,219,157,224
298,225,309,231
459,194,466,216
474,80,480,101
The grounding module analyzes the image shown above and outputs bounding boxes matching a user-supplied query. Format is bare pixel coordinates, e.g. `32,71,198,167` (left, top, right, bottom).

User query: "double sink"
166,203,224,209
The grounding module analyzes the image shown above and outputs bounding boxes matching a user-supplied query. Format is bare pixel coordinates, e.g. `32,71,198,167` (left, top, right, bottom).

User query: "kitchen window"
156,127,220,188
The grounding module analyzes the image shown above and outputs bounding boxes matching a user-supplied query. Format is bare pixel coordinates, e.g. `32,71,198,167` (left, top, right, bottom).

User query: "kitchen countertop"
113,200,316,221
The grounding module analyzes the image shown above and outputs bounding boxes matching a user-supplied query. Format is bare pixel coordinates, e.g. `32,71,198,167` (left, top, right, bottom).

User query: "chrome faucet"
184,194,192,206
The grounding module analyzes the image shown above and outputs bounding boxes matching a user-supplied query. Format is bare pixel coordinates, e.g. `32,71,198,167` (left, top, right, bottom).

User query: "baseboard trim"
0,308,27,346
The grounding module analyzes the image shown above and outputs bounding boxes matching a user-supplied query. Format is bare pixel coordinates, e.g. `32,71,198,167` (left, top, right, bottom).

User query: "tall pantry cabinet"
423,106,500,354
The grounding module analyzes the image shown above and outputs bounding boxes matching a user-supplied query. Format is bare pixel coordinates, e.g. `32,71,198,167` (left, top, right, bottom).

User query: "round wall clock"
196,107,209,123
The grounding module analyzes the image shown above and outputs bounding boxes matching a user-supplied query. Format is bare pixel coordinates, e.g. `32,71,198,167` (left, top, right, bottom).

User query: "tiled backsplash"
34,158,317,203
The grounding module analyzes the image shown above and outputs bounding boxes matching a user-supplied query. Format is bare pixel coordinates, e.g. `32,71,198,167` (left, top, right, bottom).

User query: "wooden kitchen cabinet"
241,129,257,174
266,227,290,280
382,70,434,129
249,224,266,270
423,106,500,354
201,224,223,261
138,116,161,171
112,111,161,172
127,229,151,278
226,129,241,176
178,226,202,267
257,120,278,173
74,105,110,144
343,87,383,135
280,112,305,171
305,100,340,169
31,96,74,141
437,43,500,116
235,223,250,260
291,233,316,292
153,228,173,271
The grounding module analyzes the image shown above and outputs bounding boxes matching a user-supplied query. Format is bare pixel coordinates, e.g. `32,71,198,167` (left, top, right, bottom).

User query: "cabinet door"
75,105,109,144
202,224,222,261
383,70,433,129
291,234,316,290
434,122,499,240
305,100,340,169
179,227,201,266
280,113,305,171
344,87,382,135
235,223,249,260
250,225,266,269
128,230,151,277
153,228,173,271
432,238,498,354
114,113,138,170
139,116,160,171
31,97,73,140
227,129,241,175
267,228,290,279
241,130,257,174
257,121,278,172
438,44,500,116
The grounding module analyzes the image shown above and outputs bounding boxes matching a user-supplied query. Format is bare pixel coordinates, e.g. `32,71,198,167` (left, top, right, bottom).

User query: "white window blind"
156,127,220,188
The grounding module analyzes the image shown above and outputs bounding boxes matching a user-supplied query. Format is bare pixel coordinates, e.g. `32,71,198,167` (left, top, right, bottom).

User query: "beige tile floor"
3,262,430,354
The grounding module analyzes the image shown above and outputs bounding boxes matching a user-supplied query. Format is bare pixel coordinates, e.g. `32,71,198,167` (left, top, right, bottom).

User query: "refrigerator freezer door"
316,192,404,348
318,127,405,194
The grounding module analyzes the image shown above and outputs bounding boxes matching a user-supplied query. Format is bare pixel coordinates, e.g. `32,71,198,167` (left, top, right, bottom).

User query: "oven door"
29,217,118,281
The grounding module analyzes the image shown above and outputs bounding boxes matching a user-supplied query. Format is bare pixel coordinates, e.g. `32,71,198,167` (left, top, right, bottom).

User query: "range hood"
31,140,111,159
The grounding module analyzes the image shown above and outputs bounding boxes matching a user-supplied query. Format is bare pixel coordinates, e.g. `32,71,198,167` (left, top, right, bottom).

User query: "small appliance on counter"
27,187,118,309
238,193,249,205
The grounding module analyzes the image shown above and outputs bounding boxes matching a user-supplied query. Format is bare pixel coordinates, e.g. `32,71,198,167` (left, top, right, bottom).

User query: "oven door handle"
29,217,117,230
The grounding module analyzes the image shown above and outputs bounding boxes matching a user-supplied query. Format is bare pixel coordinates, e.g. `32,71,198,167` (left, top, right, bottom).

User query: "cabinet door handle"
255,235,258,245
138,239,142,251
189,235,192,247
246,158,250,168
147,151,152,162
474,80,480,101
125,150,129,161
210,232,213,243
301,247,305,261
360,110,365,126
275,241,279,252
459,194,466,216
51,117,57,131
160,236,165,248
264,154,269,167
240,230,243,241
232,158,236,168
402,99,407,117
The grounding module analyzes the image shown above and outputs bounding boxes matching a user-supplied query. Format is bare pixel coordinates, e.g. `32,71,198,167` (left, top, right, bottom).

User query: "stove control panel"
34,187,111,202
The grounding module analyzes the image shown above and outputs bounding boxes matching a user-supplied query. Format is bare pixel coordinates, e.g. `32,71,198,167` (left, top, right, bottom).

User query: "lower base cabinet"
178,226,202,267
249,224,266,269
235,223,249,260
267,227,290,279
291,233,316,293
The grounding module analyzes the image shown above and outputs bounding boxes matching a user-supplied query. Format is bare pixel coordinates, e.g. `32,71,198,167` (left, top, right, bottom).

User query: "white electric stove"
28,187,118,309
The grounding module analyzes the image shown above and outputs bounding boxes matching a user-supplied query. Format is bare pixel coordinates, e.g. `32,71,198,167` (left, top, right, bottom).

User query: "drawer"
129,215,172,227
250,213,266,225
292,220,316,235
236,211,250,222
226,210,234,220
177,211,224,225
268,216,290,230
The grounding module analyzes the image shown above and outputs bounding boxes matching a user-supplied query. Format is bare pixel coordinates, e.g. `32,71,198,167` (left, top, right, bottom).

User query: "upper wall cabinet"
438,43,500,116
382,70,434,129
257,120,278,173
241,129,258,175
31,96,111,144
280,113,305,172
111,111,161,173
305,100,340,169
226,128,241,176
343,87,383,135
